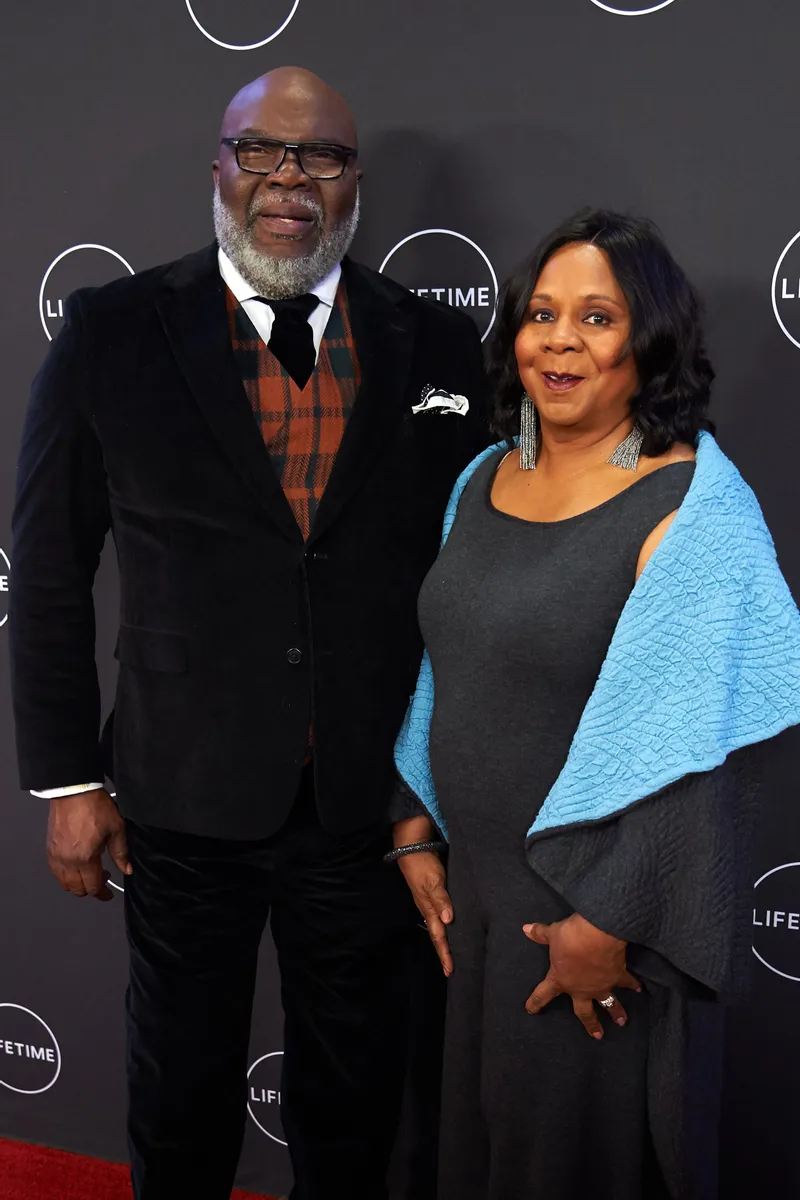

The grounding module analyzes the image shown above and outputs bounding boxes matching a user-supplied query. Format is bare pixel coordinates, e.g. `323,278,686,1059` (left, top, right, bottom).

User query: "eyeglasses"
221,138,357,180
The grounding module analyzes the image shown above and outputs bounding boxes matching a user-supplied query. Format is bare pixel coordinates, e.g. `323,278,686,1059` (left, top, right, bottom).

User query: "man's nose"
267,149,311,187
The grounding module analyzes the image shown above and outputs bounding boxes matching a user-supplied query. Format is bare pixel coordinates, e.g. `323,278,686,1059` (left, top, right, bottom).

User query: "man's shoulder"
69,244,217,323
344,258,481,343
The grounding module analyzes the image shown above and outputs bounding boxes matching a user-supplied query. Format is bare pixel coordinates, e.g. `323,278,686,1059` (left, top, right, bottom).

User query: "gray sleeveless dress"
418,449,696,1200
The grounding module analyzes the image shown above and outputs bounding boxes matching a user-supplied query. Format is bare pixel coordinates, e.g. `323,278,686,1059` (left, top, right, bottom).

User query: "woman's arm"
524,746,761,1035
391,814,454,977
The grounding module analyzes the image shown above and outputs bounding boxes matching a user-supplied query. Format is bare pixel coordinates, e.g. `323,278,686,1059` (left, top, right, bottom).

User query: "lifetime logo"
247,1050,287,1146
39,245,134,342
590,1,678,13
0,548,9,629
0,1004,62,1095
752,909,800,931
772,231,800,351
407,285,492,309
185,0,300,50
0,1040,57,1063
380,229,498,343
752,862,800,982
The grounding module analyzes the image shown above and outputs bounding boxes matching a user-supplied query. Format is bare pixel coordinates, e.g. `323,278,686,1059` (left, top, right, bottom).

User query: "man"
10,68,487,1199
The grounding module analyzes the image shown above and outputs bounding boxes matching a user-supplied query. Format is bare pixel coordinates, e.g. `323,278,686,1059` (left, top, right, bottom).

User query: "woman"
388,209,800,1199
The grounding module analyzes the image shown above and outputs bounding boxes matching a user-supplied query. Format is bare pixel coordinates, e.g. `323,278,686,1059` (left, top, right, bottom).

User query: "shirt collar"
218,247,341,309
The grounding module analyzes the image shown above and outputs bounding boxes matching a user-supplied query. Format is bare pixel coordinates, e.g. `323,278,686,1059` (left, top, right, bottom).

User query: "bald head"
212,67,361,300
220,67,358,150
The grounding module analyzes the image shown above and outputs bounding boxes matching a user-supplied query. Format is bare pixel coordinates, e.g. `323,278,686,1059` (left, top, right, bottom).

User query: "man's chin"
249,228,319,260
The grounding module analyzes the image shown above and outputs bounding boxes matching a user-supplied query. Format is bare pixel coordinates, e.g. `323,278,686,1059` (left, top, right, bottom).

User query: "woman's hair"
488,208,715,454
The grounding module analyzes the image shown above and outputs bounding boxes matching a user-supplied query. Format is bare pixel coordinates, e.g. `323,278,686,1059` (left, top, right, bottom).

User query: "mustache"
246,193,324,229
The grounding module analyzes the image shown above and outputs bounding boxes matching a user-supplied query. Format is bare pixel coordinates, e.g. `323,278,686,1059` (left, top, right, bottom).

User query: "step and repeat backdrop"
1,1,800,1196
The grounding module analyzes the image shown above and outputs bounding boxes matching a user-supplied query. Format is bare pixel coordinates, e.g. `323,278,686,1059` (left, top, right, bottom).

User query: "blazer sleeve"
10,292,111,790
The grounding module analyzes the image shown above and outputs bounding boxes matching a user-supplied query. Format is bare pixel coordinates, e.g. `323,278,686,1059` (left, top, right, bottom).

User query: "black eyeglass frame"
220,137,358,180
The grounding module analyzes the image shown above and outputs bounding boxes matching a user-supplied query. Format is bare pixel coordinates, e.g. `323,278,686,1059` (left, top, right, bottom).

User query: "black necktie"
261,294,320,390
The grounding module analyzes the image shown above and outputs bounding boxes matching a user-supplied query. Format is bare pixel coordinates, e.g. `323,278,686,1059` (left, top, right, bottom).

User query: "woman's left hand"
523,913,642,1040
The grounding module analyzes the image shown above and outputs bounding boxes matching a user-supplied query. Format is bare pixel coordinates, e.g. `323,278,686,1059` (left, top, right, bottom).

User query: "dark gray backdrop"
1,1,799,1196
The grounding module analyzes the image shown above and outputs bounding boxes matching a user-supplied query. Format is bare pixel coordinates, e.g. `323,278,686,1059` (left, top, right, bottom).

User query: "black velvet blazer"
10,245,489,839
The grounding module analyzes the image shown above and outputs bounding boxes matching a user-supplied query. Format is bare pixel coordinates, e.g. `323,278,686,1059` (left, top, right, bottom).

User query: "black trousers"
124,766,421,1200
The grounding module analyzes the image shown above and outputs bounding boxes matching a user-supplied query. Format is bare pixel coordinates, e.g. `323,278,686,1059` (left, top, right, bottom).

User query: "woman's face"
514,242,640,433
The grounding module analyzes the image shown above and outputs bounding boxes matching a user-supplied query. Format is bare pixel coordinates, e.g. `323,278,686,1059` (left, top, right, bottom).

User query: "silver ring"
599,994,616,1009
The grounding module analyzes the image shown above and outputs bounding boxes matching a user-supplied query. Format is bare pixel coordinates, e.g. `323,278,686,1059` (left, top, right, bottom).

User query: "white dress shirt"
217,247,341,362
32,249,344,800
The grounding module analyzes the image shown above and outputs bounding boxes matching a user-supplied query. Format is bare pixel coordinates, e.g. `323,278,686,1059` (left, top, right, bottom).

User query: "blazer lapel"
155,245,301,544
310,259,416,543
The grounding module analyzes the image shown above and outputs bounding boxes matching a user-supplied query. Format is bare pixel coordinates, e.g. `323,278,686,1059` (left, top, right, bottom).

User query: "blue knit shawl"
394,433,800,839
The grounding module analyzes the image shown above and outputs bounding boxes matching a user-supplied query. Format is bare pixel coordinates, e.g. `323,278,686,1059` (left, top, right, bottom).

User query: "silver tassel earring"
519,392,538,470
607,424,644,472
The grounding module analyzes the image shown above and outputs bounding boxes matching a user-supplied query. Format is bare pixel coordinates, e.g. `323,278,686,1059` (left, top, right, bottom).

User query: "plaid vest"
227,284,361,540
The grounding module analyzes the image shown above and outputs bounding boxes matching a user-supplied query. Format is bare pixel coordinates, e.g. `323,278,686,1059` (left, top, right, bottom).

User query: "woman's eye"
530,310,554,323
585,312,610,326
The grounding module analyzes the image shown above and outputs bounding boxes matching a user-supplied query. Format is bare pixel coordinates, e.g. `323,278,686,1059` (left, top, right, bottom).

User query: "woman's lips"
542,372,585,393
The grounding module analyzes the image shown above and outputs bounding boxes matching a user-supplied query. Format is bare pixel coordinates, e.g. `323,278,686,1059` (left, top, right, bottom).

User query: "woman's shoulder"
453,441,508,495
638,440,696,477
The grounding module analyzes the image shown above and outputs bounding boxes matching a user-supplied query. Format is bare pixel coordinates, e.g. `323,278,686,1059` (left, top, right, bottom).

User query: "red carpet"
0,1138,276,1199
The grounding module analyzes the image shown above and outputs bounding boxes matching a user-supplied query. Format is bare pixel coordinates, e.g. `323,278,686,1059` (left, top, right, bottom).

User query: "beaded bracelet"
383,840,446,864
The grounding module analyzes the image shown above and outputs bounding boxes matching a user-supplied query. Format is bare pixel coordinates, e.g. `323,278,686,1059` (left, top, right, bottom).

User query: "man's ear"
356,168,364,181
212,161,220,185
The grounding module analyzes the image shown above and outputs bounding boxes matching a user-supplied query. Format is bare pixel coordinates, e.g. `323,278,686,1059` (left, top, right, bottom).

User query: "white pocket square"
412,384,470,417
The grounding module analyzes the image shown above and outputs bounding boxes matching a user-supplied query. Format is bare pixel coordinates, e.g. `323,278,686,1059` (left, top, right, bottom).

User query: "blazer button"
286,648,303,665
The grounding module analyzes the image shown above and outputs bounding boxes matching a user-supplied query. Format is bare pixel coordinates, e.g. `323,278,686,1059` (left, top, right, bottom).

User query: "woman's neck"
536,416,635,477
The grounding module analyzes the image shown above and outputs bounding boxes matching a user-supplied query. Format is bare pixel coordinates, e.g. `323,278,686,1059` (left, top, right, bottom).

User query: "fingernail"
522,924,532,933
616,1018,626,1027
442,909,452,923
636,987,642,993
593,1032,603,1040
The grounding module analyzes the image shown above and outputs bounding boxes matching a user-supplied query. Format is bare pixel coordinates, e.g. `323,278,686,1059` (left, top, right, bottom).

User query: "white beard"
213,182,360,299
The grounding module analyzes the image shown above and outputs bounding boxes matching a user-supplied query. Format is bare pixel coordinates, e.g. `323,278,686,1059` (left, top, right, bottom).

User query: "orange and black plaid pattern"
227,284,361,540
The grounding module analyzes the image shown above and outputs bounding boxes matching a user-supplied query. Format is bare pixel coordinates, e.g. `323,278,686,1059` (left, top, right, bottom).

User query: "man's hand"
46,788,132,901
399,851,454,977
523,913,641,1039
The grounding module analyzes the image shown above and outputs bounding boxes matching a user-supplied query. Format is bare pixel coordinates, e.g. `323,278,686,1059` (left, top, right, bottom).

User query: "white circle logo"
0,1004,62,1094
185,0,300,50
772,231,800,351
247,1050,286,1144
752,862,800,982
0,548,9,628
590,0,677,12
39,244,134,342
380,229,498,343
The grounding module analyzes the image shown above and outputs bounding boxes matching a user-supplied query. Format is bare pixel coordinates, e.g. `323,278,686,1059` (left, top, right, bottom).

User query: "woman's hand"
393,815,453,976
523,913,641,1039
399,851,454,977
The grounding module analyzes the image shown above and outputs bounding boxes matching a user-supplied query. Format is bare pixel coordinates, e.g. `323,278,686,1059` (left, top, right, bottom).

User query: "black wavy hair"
488,208,715,454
